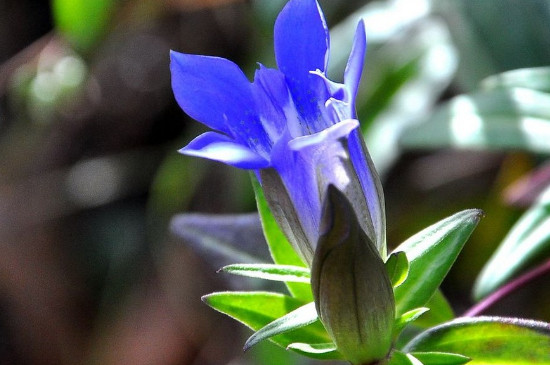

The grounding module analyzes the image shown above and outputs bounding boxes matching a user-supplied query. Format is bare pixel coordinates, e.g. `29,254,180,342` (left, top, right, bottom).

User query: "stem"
463,258,550,317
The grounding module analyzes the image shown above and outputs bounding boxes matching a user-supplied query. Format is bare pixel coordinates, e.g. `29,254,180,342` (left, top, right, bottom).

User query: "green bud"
311,185,395,365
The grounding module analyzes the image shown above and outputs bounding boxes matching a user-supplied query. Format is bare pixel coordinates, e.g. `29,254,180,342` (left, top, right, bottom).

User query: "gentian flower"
170,0,385,266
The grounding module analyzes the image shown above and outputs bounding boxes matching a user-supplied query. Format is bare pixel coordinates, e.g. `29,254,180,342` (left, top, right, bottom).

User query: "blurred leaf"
202,291,336,359
244,302,318,350
474,185,550,300
482,67,550,93
413,290,455,329
404,316,550,364
400,88,550,154
52,0,117,51
327,0,457,173
434,0,550,90
394,308,430,339
220,264,310,283
170,213,271,269
252,176,313,301
411,352,471,365
386,251,409,288
393,209,483,316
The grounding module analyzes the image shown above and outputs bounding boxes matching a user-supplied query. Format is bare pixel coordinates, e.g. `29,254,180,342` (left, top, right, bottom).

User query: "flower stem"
463,258,550,317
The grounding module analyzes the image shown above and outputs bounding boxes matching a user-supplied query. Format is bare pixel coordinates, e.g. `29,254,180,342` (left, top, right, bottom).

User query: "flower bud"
311,185,395,365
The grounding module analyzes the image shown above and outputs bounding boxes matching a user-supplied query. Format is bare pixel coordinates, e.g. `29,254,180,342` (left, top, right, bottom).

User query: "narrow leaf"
404,316,550,364
252,176,313,301
220,264,310,283
286,342,338,356
244,302,318,351
386,251,409,288
389,351,424,365
481,67,550,93
394,308,430,339
202,291,333,358
411,352,470,365
393,209,483,316
474,185,550,300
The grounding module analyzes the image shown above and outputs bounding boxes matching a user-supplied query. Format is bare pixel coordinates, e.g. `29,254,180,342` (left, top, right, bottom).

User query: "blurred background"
1,0,550,364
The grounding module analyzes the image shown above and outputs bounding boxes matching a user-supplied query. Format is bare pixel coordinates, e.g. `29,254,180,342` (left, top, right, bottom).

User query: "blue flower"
170,0,385,265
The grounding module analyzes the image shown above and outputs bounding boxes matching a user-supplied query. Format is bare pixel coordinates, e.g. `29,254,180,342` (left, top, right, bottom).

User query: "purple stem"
463,258,550,317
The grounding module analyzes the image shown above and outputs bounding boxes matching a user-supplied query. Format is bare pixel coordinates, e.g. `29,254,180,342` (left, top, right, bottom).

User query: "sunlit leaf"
244,302,318,350
202,291,335,359
482,67,550,93
411,352,470,365
394,308,430,339
286,342,338,356
220,264,310,283
413,290,455,329
393,209,483,316
404,316,550,364
386,251,409,288
474,185,550,300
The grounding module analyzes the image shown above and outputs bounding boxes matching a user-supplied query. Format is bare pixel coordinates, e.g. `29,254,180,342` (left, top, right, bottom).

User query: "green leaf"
394,308,430,339
286,342,338,356
481,67,550,93
400,88,550,154
386,251,409,288
251,176,313,301
52,0,116,51
202,291,333,359
244,302,318,350
393,209,483,316
404,316,550,364
474,186,550,299
411,352,470,365
220,264,310,283
388,351,424,365
413,290,455,329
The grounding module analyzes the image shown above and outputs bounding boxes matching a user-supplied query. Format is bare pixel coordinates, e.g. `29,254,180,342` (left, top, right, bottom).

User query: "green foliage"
404,317,550,364
393,209,484,316
386,251,410,288
243,302,318,351
202,291,336,358
474,185,550,299
220,264,310,283
411,352,471,365
52,0,116,51
394,308,430,339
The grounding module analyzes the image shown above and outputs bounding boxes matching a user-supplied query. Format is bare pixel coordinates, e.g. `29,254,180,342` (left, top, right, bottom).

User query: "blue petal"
170,51,272,155
270,120,376,252
347,129,386,256
251,65,292,141
274,0,330,131
179,131,270,169
343,20,367,113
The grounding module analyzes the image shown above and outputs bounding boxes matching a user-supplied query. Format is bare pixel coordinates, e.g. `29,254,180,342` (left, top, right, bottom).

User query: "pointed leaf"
386,251,409,288
474,185,550,300
286,342,339,357
404,316,550,364
244,302,318,350
202,291,332,358
411,352,470,365
389,351,424,365
394,308,430,339
481,67,550,93
393,209,483,316
220,264,310,283
252,175,313,301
